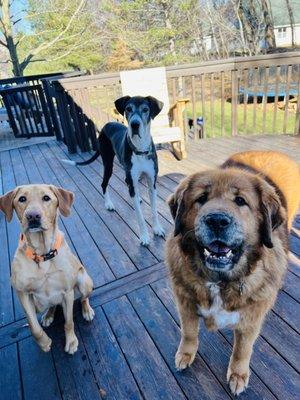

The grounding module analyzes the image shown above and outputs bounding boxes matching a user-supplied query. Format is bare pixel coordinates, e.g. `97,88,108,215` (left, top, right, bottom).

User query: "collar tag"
43,249,58,262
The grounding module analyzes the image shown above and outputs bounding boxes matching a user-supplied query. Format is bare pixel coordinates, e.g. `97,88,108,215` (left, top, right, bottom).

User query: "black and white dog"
62,95,165,246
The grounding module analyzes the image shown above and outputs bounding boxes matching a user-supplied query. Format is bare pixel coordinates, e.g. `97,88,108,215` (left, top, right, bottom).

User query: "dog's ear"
114,96,131,116
0,189,17,222
146,96,164,119
257,180,285,248
168,178,189,236
51,186,74,217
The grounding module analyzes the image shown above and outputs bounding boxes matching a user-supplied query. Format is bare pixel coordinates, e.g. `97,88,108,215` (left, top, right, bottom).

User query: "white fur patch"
61,159,76,166
198,282,240,329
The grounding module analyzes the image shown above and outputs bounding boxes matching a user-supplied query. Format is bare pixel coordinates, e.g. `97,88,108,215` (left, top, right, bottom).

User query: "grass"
186,99,296,138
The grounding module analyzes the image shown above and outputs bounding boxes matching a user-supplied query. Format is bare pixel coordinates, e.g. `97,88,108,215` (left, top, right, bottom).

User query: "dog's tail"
61,149,101,166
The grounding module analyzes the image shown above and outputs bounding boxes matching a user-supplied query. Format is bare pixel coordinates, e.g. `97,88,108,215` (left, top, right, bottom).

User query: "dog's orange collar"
19,232,63,264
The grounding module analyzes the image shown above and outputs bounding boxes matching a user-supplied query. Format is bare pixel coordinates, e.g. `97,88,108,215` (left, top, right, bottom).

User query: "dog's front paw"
65,333,79,355
175,350,197,370
82,304,95,322
37,332,52,352
139,231,150,246
105,199,115,211
227,366,250,396
153,224,165,238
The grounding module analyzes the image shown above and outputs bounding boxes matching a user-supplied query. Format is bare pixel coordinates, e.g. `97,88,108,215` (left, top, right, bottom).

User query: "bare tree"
0,0,92,76
285,0,295,47
261,0,276,50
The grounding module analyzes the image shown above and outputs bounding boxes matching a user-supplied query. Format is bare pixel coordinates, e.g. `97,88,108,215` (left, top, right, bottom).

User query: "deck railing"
0,71,85,138
51,52,300,153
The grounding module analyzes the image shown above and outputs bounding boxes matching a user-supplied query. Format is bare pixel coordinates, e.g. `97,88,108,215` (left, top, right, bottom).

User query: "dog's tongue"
207,241,231,254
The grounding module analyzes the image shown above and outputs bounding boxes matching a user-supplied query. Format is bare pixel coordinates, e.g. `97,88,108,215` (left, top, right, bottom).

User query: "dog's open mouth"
199,240,242,271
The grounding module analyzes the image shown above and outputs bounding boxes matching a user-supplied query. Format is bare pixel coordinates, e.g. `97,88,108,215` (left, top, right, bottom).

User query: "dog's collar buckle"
43,249,58,262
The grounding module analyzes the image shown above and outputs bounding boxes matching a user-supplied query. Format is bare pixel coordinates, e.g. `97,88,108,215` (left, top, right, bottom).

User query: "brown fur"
0,184,95,354
166,151,299,395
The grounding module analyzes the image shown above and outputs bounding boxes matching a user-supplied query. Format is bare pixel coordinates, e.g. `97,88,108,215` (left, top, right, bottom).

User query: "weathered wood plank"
78,307,143,400
19,336,61,400
103,296,187,400
0,344,22,400
50,324,101,400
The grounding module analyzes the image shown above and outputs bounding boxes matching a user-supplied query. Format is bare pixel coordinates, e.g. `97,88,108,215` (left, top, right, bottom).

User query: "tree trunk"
286,0,295,47
1,0,23,76
261,0,276,50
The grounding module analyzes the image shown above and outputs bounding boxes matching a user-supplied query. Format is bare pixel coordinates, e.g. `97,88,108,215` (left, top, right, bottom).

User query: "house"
271,0,300,47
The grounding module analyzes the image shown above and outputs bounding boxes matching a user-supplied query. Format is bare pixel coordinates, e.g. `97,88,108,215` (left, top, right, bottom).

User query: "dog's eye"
197,193,208,205
42,195,51,202
235,196,247,207
125,106,132,113
18,196,27,203
142,107,149,113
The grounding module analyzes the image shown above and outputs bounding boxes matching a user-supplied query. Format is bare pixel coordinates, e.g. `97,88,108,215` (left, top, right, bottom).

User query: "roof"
271,0,300,26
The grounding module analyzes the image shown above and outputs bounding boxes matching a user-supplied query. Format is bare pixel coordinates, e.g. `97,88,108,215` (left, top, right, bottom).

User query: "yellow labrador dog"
0,184,94,354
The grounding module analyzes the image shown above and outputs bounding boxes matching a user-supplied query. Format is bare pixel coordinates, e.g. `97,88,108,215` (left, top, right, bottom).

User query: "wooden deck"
0,135,299,400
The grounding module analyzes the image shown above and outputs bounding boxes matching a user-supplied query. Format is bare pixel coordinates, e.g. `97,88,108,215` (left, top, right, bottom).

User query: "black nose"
26,212,41,221
131,121,140,131
204,213,232,230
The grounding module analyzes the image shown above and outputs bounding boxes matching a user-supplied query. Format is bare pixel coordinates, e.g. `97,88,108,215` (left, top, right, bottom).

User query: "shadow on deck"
0,135,299,400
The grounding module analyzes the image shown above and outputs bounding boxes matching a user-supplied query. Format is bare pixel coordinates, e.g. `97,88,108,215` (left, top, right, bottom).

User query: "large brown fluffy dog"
166,151,300,395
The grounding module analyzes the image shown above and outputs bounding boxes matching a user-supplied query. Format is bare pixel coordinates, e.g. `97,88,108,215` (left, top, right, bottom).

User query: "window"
278,27,287,39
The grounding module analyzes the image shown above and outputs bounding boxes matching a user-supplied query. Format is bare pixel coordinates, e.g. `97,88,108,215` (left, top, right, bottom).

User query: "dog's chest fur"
198,282,240,329
130,153,156,180
12,250,77,312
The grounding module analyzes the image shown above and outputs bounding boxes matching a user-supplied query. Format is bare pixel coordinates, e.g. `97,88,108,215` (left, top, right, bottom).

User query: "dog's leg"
146,175,165,237
62,290,78,354
128,174,149,246
227,309,266,395
100,134,115,211
17,291,52,352
41,306,56,327
77,267,95,321
175,294,199,370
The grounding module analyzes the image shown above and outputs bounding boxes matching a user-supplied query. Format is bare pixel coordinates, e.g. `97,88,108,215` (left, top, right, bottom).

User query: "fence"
50,51,300,153
0,71,85,138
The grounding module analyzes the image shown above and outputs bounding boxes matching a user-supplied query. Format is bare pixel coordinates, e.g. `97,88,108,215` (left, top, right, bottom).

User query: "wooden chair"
116,67,188,160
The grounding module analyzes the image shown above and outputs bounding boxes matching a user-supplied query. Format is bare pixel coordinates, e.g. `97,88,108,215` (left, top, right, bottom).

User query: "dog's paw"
105,199,115,211
153,224,165,238
82,304,95,322
227,368,250,396
175,350,196,370
38,333,52,352
65,333,79,355
41,309,55,328
139,231,150,246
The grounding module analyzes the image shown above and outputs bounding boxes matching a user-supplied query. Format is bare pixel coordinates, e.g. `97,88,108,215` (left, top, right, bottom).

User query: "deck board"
0,134,299,400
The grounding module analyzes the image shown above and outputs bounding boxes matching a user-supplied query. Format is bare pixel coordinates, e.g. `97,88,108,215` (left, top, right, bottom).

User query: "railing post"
231,69,238,136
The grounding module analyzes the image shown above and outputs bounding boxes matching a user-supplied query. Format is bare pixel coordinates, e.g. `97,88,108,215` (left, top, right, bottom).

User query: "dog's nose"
204,213,232,230
26,212,41,221
131,121,140,131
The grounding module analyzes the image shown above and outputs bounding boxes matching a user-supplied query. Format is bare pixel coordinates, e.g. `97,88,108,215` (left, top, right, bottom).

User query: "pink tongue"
207,242,230,254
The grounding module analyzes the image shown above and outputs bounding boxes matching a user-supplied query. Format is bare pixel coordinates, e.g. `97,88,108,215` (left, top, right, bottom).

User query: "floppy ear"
51,186,74,217
168,179,189,236
0,189,17,222
258,181,285,248
114,96,131,116
146,96,164,119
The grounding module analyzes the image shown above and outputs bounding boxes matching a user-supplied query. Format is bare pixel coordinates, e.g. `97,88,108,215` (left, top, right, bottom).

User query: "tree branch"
22,0,86,65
